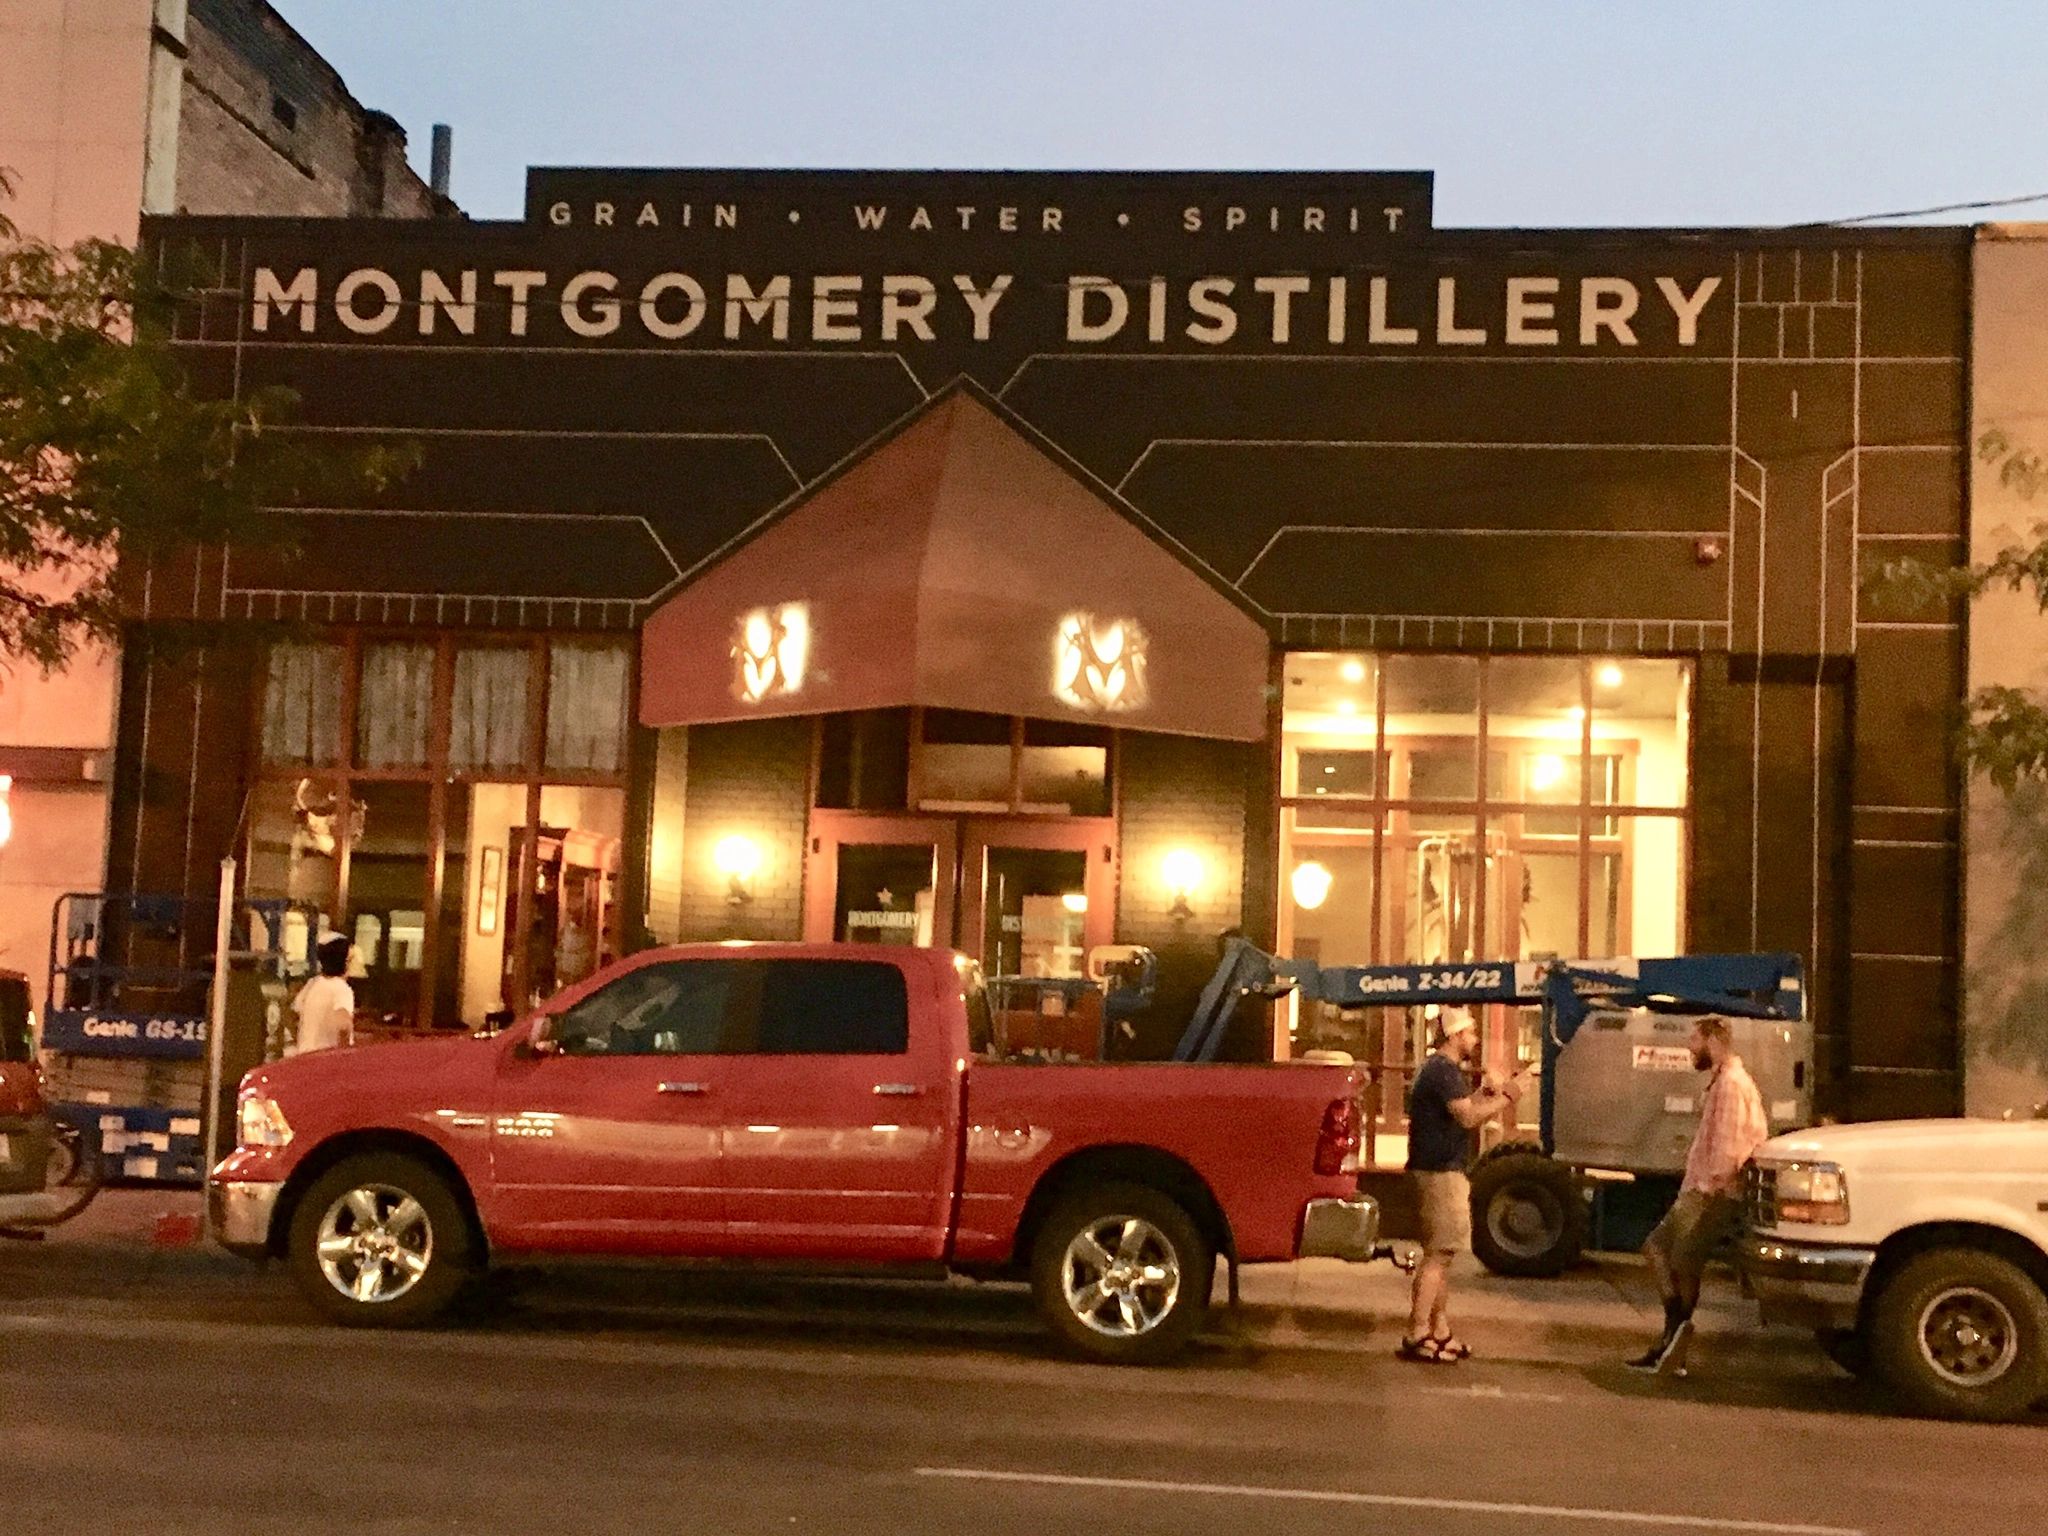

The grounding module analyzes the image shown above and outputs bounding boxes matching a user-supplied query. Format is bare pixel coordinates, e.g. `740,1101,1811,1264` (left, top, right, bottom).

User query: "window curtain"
261,644,343,766
450,647,529,772
546,642,630,773
357,644,434,768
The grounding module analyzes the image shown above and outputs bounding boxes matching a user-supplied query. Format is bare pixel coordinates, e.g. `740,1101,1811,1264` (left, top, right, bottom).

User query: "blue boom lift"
1162,938,1808,1275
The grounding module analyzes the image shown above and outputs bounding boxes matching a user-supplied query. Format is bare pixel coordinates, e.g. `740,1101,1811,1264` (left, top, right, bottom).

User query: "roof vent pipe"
430,124,452,198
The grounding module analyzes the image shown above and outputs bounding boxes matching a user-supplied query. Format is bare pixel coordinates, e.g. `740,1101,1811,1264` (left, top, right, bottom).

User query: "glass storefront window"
1019,720,1110,816
450,646,530,774
261,644,344,767
546,642,631,773
253,633,634,1031
1280,651,1693,1158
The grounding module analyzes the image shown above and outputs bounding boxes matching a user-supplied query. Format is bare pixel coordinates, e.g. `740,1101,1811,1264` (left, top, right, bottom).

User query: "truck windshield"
0,977,30,1063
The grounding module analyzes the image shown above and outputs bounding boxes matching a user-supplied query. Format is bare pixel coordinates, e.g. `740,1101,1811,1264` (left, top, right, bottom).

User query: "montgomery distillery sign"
213,169,1739,362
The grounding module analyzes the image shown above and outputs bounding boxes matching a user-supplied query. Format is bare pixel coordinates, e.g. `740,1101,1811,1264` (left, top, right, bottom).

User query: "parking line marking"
912,1467,1863,1536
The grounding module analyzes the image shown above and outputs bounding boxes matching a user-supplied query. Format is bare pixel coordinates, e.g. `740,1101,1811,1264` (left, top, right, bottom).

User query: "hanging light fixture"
1290,860,1333,911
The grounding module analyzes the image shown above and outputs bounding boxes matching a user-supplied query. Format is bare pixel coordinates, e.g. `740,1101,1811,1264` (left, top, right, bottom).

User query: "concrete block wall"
673,717,811,943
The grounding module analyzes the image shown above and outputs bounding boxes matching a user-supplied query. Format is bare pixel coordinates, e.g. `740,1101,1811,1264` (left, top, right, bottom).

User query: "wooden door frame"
803,810,962,946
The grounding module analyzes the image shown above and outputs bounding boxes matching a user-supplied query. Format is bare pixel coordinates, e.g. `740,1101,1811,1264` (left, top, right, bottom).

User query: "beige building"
0,0,447,1007
1964,225,2048,1118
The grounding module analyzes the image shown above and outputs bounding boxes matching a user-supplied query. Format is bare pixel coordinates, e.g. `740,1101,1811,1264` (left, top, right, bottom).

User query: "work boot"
1626,1317,1694,1376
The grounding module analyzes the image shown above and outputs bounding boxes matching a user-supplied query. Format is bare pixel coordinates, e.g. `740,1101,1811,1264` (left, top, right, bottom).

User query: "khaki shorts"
1412,1169,1471,1255
1644,1189,1742,1279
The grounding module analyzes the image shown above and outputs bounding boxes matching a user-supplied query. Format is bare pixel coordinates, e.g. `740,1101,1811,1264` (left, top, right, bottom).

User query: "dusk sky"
276,0,2048,229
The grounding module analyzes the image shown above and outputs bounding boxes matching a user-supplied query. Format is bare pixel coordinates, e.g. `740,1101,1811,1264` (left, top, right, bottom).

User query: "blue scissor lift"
1167,939,1808,1274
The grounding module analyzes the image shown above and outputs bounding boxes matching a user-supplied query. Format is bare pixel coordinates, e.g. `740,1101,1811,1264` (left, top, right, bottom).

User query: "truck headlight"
237,1095,293,1149
1774,1161,1848,1225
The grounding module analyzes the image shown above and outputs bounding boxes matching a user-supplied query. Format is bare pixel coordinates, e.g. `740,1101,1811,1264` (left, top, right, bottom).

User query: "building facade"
0,0,447,1011
127,168,1970,1139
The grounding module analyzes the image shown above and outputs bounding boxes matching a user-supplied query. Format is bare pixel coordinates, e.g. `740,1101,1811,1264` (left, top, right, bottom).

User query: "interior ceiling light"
1339,658,1366,684
1529,754,1567,793
1596,662,1624,690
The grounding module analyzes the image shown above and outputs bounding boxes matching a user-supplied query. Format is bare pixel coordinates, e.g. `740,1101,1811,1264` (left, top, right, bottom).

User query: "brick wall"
174,0,440,217
1114,732,1263,1059
673,718,811,943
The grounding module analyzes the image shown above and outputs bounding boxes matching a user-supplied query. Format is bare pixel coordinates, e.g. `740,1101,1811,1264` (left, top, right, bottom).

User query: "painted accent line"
1850,953,1949,964
911,1467,1863,1536
1850,838,1954,850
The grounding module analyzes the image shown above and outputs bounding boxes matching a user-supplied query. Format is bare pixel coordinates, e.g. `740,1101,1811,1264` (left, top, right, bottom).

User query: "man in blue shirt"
1401,1008,1522,1362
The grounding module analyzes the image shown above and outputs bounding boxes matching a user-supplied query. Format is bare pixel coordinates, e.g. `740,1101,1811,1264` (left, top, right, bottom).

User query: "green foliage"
0,170,412,669
1867,428,2048,792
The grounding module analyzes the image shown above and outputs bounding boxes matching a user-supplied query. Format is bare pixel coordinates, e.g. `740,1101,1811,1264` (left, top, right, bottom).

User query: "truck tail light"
1314,1097,1360,1176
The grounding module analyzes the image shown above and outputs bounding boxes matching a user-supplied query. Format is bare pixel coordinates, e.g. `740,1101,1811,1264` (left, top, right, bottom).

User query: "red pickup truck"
209,943,1381,1362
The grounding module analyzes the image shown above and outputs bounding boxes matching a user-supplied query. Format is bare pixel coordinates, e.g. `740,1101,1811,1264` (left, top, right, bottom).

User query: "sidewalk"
12,1188,1774,1367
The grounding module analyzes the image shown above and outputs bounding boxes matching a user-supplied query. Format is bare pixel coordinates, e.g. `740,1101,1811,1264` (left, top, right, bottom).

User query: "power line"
1798,190,2048,228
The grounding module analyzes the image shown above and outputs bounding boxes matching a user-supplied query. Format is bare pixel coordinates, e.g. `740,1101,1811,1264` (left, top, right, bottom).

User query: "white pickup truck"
1740,1108,2048,1421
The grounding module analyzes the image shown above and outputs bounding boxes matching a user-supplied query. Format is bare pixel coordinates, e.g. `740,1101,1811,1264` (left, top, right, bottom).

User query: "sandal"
1395,1335,1453,1364
1431,1335,1473,1361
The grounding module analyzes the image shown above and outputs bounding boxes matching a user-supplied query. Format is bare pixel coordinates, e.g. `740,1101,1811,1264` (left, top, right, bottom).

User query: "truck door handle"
657,1081,710,1096
873,1083,924,1098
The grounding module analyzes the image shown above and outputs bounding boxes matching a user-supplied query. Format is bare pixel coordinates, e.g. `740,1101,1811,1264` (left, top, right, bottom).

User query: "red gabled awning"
639,388,1271,741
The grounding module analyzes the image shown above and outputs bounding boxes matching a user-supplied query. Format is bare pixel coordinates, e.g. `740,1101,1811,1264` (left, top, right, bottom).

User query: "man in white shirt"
289,934,356,1055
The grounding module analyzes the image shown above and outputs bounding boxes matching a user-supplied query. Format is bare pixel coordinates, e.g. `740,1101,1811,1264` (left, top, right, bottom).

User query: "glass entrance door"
804,812,958,948
958,818,1114,980
804,811,1114,968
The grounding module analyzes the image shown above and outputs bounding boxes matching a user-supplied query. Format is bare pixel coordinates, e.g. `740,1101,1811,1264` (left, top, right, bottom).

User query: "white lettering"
638,272,707,340
725,274,792,339
250,266,316,333
493,270,547,337
855,205,888,231
1147,277,1168,344
334,268,402,335
714,204,738,229
1066,277,1128,343
1254,275,1311,344
1186,277,1237,344
1182,207,1202,233
1304,207,1325,233
811,274,863,342
1327,274,1347,344
952,274,1011,341
1656,274,1722,346
955,206,975,231
1041,207,1063,233
1436,277,1486,346
593,202,615,228
880,275,938,341
1368,277,1419,345
1580,277,1640,346
909,206,934,231
548,201,571,227
561,271,621,337
418,269,477,336
998,206,1018,232
1505,276,1559,346
1224,206,1248,231
635,202,660,228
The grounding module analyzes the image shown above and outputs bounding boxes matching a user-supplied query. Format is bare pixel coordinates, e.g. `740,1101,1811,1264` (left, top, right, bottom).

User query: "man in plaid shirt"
1628,1015,1769,1376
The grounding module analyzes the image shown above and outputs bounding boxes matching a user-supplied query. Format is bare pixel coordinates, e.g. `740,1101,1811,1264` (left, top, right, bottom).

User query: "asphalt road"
0,1261,2039,1536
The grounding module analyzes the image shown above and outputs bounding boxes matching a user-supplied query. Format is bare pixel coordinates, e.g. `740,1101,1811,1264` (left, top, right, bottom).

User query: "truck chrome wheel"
1061,1216,1181,1337
314,1184,434,1305
1918,1285,2020,1386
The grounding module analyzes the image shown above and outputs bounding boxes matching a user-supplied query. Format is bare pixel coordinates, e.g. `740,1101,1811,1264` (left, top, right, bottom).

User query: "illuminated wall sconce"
1161,846,1204,920
0,775,13,850
1054,613,1149,713
1290,859,1332,911
733,603,810,704
713,833,762,906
